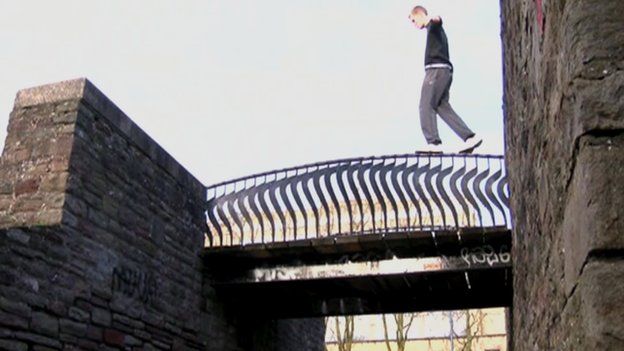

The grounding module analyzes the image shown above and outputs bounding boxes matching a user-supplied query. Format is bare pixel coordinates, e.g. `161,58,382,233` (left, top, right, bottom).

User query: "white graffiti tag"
460,245,510,267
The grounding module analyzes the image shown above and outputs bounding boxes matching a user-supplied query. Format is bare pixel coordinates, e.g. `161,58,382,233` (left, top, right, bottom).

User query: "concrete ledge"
14,78,87,108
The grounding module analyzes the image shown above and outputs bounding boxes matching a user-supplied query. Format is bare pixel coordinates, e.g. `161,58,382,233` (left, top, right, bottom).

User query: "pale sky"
0,1,503,186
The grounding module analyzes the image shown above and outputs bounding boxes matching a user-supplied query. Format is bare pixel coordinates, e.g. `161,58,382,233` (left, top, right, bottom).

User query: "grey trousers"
419,68,474,144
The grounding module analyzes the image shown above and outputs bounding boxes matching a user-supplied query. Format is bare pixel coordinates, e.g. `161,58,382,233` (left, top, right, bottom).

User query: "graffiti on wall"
460,245,511,267
536,0,544,33
112,266,159,305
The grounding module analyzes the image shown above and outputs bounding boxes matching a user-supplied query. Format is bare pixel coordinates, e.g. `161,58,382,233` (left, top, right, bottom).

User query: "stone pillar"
501,1,624,349
0,79,324,350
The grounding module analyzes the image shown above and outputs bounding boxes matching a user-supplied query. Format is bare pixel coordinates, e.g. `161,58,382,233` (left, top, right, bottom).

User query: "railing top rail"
206,152,505,190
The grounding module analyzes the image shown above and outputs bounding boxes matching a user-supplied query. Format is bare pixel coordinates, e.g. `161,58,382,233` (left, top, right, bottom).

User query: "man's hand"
430,16,442,24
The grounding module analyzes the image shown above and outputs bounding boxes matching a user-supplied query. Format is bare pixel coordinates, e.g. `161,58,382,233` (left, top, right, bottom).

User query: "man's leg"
436,70,475,141
419,69,445,144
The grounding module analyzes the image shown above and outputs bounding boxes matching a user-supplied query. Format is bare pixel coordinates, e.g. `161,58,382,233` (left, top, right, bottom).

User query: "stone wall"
501,0,624,349
0,78,324,350
241,318,326,351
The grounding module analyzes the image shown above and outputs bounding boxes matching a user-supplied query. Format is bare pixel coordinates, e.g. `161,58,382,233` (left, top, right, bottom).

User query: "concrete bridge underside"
204,228,511,318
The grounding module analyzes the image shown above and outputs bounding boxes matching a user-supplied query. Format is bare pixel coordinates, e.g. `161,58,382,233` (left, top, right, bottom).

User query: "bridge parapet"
206,153,510,247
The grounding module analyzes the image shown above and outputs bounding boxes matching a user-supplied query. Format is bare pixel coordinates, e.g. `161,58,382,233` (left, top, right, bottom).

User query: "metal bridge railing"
205,153,510,247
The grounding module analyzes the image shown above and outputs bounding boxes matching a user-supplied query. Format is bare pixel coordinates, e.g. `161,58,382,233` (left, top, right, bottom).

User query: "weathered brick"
0,329,11,338
125,334,141,347
0,297,31,318
32,346,57,351
59,318,87,337
0,310,28,329
152,338,172,350
76,338,100,350
92,307,112,326
6,229,30,244
14,331,62,348
45,299,68,317
86,325,103,341
58,332,77,344
14,178,40,196
112,320,134,334
90,295,109,308
67,306,89,322
142,311,164,327
113,313,144,329
103,328,125,346
39,172,69,193
0,339,27,351
0,180,13,195
31,312,59,337
12,198,44,212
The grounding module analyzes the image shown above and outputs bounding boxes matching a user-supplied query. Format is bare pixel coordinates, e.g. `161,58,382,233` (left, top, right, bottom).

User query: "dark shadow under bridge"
203,153,512,318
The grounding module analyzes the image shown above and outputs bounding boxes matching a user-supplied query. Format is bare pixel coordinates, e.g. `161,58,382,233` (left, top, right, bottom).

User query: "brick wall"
501,0,624,349
0,79,324,350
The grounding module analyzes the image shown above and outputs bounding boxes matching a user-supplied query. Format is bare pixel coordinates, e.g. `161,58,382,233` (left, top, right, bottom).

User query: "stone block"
134,328,151,340
45,299,68,317
67,306,89,322
103,328,125,347
0,311,28,329
86,325,103,342
14,331,62,349
141,311,165,328
125,335,141,346
559,260,624,349
92,307,112,326
32,346,57,351
76,339,100,350
0,197,14,212
13,178,40,197
58,332,77,344
152,338,172,350
12,198,45,212
563,135,624,293
59,318,87,337
112,320,133,334
6,229,30,244
39,172,69,193
31,312,59,337
0,296,31,318
0,328,11,338
113,313,144,329
558,1,624,141
0,339,27,351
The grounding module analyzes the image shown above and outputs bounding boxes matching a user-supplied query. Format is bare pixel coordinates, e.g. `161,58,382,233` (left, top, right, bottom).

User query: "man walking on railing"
409,5,481,154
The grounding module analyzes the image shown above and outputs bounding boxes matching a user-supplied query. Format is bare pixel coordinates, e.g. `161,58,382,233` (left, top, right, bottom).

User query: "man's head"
409,5,429,29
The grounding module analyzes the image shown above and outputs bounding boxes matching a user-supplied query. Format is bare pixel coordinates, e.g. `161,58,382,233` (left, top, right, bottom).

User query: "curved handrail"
206,153,510,247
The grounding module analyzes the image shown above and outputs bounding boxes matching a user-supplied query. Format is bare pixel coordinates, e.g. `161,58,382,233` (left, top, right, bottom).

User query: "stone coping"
14,78,206,196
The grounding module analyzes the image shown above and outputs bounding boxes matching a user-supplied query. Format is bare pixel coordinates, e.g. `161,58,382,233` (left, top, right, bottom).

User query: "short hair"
411,5,428,16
